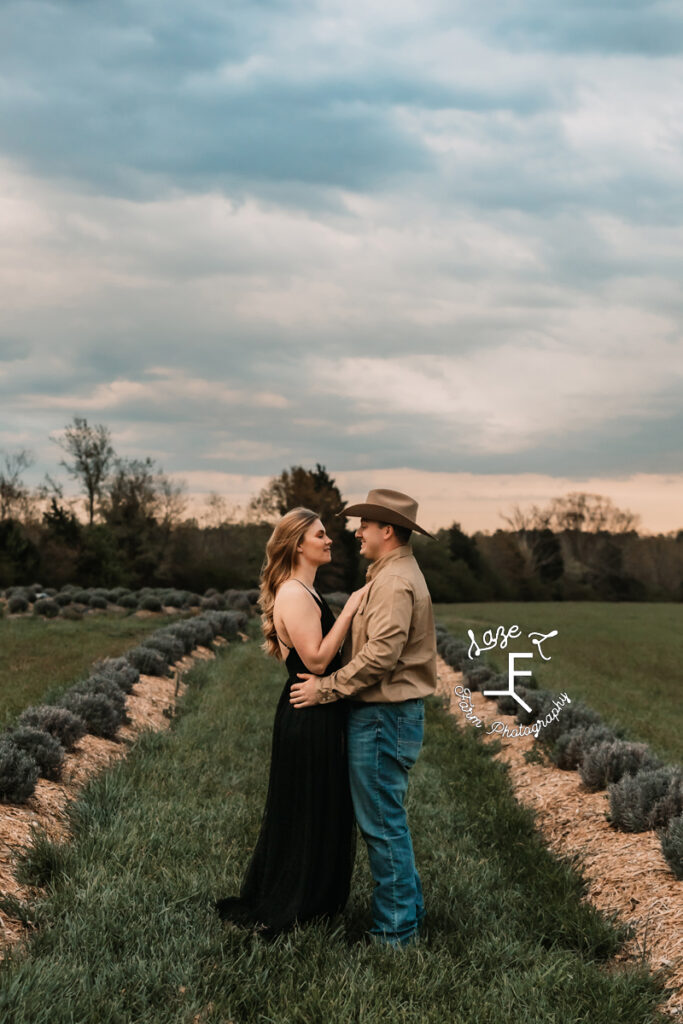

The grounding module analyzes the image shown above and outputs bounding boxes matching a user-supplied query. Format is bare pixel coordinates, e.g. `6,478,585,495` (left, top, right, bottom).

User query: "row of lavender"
0,609,249,806
1,584,259,618
435,623,683,880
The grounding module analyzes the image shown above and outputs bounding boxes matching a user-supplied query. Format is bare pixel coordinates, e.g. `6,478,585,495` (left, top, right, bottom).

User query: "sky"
1,0,682,535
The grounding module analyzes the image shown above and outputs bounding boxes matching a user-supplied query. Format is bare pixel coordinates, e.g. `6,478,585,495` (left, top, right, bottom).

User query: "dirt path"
0,639,228,953
435,656,683,1017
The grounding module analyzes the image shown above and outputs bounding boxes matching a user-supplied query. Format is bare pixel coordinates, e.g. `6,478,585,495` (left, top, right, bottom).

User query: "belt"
348,696,423,706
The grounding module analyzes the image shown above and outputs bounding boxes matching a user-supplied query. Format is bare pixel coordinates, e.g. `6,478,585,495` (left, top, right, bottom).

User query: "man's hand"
289,673,322,708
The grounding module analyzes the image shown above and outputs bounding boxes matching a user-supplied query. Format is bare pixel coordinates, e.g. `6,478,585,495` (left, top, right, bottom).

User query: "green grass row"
0,613,195,729
434,602,683,767
0,622,672,1023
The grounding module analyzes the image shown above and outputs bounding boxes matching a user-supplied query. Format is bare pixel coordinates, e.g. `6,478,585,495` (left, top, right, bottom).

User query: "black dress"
214,587,356,940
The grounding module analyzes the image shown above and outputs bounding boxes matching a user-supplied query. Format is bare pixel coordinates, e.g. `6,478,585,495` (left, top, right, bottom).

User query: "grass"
434,602,683,767
0,620,672,1023
0,612,195,728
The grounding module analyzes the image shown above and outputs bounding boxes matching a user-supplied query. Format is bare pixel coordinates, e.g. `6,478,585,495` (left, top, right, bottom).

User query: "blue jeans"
347,698,425,947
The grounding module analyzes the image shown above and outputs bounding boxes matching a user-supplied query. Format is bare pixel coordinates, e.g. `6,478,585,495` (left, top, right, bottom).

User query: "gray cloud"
0,0,681,511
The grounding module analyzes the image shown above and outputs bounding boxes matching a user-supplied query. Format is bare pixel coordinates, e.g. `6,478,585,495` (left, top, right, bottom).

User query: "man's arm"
315,575,413,702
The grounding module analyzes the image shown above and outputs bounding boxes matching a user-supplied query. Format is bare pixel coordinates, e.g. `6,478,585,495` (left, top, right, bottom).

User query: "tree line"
1,417,682,601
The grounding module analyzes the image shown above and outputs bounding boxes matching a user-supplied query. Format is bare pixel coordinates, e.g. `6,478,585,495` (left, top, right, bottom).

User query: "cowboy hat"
336,488,437,540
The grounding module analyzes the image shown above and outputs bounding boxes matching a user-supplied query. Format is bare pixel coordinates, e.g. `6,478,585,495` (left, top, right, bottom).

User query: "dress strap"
293,579,323,604
276,633,293,649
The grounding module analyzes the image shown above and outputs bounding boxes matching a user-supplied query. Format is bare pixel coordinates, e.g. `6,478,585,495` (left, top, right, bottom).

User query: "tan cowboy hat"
336,488,437,540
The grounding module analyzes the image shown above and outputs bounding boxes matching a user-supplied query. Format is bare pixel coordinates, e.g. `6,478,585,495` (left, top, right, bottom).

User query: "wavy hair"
259,506,321,660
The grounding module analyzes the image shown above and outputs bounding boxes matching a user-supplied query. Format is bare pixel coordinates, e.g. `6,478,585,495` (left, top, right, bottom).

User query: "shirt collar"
365,543,412,581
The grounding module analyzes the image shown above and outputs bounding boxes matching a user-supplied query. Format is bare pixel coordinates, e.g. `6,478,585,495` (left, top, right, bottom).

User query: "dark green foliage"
55,691,122,739
515,688,558,725
5,725,65,781
118,593,138,608
533,699,604,744
73,589,92,604
224,590,251,614
91,656,140,693
658,814,683,879
478,671,509,700
8,594,29,613
59,604,84,620
203,609,248,639
161,590,185,607
495,685,532,716
54,592,73,606
201,594,226,610
140,634,185,664
244,588,260,605
18,704,87,751
126,645,169,677
461,661,495,691
88,594,108,609
440,637,470,671
579,740,662,792
161,622,196,654
0,736,40,803
608,765,683,832
139,595,162,612
549,724,618,771
188,617,215,648
70,675,129,723
33,597,60,618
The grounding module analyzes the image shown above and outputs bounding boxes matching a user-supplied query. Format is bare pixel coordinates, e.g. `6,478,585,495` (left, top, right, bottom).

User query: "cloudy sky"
1,0,682,534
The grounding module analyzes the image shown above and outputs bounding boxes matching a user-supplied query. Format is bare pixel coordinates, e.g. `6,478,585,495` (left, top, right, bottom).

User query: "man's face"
355,518,389,560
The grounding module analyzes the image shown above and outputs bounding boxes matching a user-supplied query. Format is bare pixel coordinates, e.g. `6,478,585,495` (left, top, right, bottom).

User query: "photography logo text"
453,623,570,739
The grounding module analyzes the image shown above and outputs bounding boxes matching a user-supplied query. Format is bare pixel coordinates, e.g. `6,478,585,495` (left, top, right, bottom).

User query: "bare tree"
201,491,241,527
0,448,34,520
157,472,188,531
51,417,115,525
501,491,640,535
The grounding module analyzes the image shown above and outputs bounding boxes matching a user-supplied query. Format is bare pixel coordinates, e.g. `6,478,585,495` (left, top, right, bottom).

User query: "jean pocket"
396,715,424,771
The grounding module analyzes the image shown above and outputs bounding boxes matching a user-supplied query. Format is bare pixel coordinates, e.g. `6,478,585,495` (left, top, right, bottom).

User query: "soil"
0,638,233,953
435,656,683,1017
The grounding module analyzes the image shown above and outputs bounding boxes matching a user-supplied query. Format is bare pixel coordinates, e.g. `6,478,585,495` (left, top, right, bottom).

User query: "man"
289,488,438,948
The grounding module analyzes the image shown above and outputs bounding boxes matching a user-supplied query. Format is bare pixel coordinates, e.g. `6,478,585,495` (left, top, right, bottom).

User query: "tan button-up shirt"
316,544,437,704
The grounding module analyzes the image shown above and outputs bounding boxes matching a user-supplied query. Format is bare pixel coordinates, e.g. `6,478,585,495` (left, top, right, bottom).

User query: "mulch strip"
0,639,230,952
436,656,682,1017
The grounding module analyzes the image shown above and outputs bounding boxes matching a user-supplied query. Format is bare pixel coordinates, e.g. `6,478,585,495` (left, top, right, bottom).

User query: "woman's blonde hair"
259,506,321,660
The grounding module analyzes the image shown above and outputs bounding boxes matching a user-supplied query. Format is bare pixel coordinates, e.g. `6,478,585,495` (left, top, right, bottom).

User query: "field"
434,602,683,766
0,604,678,1021
0,611,195,728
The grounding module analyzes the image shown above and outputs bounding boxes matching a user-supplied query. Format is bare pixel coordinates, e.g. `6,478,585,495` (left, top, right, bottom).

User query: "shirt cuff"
316,677,339,703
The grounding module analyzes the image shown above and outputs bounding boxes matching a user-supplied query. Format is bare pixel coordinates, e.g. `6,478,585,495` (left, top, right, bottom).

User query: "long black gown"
214,588,356,940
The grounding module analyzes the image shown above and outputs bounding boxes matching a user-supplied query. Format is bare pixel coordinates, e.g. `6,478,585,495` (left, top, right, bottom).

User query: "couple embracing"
214,488,438,948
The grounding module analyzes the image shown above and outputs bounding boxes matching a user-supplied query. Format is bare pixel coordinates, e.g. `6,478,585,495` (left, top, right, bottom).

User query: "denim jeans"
347,697,425,947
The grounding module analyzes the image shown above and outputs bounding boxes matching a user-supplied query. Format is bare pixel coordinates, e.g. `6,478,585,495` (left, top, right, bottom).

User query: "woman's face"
296,518,332,567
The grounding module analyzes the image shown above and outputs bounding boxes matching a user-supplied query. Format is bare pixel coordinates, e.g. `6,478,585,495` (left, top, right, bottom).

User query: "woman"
214,507,369,940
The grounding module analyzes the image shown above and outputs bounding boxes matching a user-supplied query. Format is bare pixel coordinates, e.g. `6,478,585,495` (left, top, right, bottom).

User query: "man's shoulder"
374,553,429,594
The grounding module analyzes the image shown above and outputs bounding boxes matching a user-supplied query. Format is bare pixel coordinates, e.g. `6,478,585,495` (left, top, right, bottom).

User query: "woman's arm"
275,582,370,674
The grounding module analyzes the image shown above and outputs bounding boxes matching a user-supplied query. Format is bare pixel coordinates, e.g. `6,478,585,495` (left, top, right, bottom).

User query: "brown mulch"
436,656,683,1017
0,638,232,952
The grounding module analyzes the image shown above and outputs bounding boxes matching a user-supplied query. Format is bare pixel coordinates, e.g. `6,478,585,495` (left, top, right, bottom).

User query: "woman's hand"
343,582,371,617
